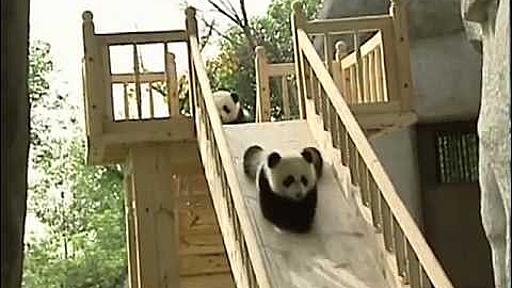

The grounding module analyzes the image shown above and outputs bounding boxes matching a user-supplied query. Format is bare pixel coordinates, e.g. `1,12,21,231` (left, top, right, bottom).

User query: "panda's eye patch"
283,176,294,187
301,176,308,186
222,105,231,113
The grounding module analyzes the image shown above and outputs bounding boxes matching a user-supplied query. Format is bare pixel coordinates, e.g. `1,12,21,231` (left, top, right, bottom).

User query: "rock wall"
461,0,510,287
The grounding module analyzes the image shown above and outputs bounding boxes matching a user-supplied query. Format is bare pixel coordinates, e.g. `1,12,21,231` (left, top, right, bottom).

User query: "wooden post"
82,11,105,163
255,46,271,122
389,0,414,111
123,164,139,287
354,31,365,104
333,41,347,94
291,2,307,119
186,6,198,125
165,52,179,117
128,145,179,288
133,44,142,119
281,76,290,119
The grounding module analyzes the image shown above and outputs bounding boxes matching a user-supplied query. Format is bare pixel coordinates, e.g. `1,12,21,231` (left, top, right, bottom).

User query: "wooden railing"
333,32,389,105
255,2,414,132
110,53,178,121
186,7,271,288
82,11,194,164
82,11,184,126
292,2,454,288
290,0,413,126
255,46,298,122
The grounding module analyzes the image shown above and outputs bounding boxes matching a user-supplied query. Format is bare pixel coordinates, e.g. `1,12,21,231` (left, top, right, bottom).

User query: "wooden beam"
97,30,187,45
128,145,179,288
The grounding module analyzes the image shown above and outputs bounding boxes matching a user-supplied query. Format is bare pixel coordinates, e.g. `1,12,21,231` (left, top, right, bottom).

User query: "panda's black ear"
230,92,239,103
301,149,314,163
267,152,281,168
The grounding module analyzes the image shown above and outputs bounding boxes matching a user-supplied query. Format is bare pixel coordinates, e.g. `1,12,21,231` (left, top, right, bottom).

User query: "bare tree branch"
207,0,242,26
199,19,216,51
239,0,250,28
218,0,239,18
200,17,234,44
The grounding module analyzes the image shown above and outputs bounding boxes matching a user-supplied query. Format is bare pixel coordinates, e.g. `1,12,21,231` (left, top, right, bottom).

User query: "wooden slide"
222,119,391,288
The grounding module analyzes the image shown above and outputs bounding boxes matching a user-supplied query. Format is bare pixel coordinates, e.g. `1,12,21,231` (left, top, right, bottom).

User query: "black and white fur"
213,90,246,124
243,145,323,233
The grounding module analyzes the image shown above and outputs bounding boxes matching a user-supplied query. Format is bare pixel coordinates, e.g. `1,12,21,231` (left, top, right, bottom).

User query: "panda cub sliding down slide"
243,145,323,233
213,90,248,124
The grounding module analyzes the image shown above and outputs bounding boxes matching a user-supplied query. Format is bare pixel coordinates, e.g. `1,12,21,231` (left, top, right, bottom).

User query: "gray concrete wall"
370,127,423,224
412,31,482,122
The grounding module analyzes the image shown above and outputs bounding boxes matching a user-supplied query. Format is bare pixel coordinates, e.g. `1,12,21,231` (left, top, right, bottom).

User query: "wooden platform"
223,120,390,288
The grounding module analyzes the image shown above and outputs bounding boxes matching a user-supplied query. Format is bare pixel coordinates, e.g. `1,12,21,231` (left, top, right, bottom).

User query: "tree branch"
199,19,216,51
207,0,242,26
239,0,250,28
200,17,235,44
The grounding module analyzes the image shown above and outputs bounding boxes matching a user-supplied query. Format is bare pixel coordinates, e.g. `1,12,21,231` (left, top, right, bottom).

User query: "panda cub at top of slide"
243,145,323,233
213,90,246,124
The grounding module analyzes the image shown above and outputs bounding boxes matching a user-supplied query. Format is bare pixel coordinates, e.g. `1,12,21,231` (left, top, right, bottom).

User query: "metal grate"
435,130,479,183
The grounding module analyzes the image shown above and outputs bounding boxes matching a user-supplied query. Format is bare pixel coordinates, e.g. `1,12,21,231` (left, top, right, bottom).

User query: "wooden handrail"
305,15,391,35
296,28,454,288
187,12,272,287
111,72,167,83
97,30,187,45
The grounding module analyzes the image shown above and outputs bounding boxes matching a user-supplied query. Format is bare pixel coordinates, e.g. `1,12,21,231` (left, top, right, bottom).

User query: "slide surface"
223,120,391,288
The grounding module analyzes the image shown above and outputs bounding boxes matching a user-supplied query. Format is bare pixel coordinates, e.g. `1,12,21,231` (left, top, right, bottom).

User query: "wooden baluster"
132,44,142,119
255,46,271,122
393,218,409,284
329,101,338,147
362,55,370,103
186,6,198,120
148,81,154,118
281,76,290,120
123,83,129,119
348,139,359,185
165,51,178,117
233,210,239,257
380,195,394,252
321,88,329,131
306,63,314,100
354,31,365,104
375,45,384,102
334,41,348,95
338,120,349,166
420,266,433,288
368,177,382,232
350,66,357,103
313,75,320,115
369,50,377,103
407,242,422,288
324,33,333,75
358,157,370,206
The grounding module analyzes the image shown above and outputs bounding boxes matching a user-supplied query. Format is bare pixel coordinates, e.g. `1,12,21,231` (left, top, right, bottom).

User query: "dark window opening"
435,127,479,184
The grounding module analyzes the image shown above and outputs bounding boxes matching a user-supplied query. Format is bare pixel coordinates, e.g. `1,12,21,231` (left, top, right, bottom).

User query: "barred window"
435,131,479,183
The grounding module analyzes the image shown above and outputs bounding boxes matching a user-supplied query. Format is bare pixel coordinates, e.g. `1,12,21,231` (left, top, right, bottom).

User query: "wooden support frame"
127,145,179,288
187,8,272,287
291,5,454,284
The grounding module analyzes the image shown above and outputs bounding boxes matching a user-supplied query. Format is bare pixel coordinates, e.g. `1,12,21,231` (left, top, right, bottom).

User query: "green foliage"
23,41,127,288
206,0,322,118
